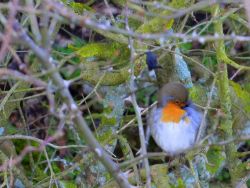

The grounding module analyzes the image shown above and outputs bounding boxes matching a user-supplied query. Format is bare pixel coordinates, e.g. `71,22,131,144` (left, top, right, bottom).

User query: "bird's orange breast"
161,102,186,123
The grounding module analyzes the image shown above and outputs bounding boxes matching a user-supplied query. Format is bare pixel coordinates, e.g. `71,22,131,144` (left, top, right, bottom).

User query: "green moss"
76,43,129,60
189,85,207,106
230,81,250,114
212,4,243,186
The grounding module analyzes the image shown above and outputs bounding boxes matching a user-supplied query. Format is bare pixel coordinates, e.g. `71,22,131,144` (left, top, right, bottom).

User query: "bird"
150,82,202,155
146,51,162,71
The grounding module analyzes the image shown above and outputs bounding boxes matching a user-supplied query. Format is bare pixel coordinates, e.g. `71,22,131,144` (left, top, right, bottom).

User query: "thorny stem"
12,21,131,188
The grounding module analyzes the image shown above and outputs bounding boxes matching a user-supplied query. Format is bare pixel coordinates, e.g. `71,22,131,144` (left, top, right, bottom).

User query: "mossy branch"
212,4,244,186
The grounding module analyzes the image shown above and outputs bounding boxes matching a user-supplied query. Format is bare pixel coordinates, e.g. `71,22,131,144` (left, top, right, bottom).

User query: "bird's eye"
175,100,180,104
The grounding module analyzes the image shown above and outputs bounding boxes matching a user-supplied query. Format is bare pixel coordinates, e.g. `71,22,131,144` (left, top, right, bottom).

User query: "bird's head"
157,82,189,123
158,82,188,107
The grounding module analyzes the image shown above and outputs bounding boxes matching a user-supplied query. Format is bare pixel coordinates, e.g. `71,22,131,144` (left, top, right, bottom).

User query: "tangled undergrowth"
0,0,249,187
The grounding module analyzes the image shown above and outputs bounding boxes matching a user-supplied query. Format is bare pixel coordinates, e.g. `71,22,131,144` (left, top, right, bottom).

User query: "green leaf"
176,178,185,188
72,37,86,47
180,42,192,53
216,168,231,182
230,81,250,114
5,123,18,134
206,146,225,175
202,56,217,66
70,2,93,14
60,1,93,14
59,180,77,188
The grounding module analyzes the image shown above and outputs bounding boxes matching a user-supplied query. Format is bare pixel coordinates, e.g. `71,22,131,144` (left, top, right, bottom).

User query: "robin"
150,82,202,155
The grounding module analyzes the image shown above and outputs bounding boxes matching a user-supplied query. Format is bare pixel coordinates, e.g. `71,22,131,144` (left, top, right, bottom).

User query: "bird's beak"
179,102,187,108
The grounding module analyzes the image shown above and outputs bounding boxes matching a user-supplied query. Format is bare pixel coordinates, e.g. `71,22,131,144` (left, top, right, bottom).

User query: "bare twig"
0,68,47,87
117,101,157,134
236,172,250,188
25,0,41,43
125,5,151,188
196,76,217,142
0,135,87,150
187,156,201,188
244,0,250,29
0,0,18,62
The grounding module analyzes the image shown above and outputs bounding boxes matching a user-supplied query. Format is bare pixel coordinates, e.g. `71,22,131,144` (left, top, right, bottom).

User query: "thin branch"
79,73,105,105
117,101,157,134
0,135,87,150
236,172,250,188
0,68,47,87
25,0,41,43
131,0,239,20
0,0,18,62
187,156,201,188
196,76,217,142
125,5,151,187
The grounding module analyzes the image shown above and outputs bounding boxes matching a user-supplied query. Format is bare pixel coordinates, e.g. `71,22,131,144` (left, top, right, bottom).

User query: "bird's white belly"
151,108,198,155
